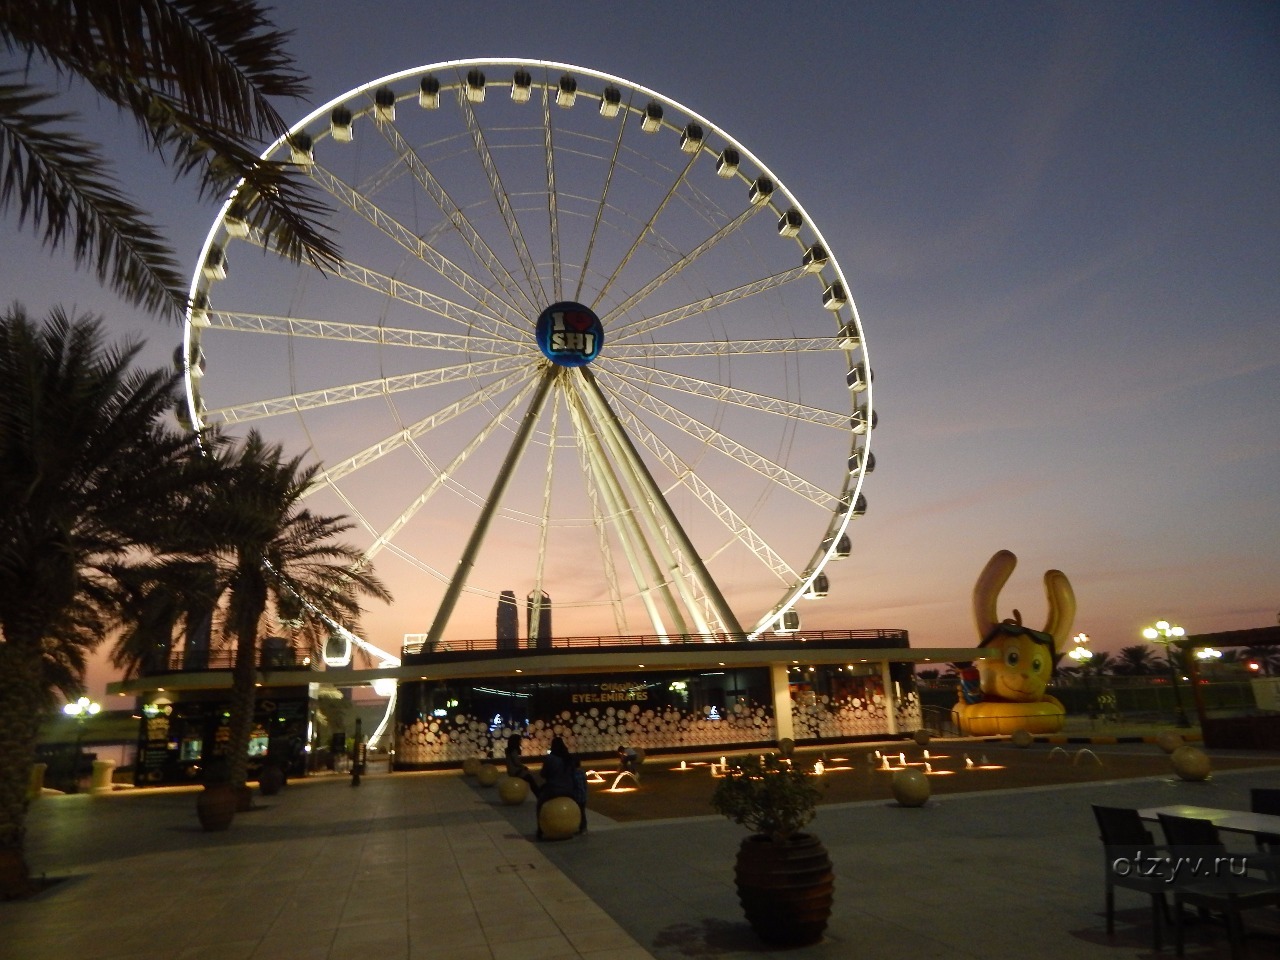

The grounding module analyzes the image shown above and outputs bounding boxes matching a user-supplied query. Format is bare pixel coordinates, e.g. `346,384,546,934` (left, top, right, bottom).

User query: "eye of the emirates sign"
535,301,603,367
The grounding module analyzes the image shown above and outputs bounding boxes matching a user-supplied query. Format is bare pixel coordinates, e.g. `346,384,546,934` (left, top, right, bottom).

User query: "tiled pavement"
4,771,651,960
5,743,1280,960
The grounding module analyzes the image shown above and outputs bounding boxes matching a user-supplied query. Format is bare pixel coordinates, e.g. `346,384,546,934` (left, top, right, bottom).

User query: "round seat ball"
539,796,580,840
1010,729,1034,748
476,763,499,787
912,729,931,747
462,757,482,778
1155,731,1184,755
891,767,930,807
1171,745,1211,782
498,775,528,805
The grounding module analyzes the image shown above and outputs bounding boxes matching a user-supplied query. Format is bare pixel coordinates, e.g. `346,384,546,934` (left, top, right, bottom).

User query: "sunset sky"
2,2,1276,698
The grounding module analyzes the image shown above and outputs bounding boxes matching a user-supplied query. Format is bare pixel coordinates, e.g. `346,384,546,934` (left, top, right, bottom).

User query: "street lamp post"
1068,632,1094,717
1142,620,1190,728
62,696,101,792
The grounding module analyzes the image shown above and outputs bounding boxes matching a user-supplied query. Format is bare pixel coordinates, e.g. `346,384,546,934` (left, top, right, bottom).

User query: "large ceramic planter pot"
734,833,834,946
197,784,237,831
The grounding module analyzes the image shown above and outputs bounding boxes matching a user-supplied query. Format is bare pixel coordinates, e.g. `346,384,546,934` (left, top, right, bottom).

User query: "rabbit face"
979,631,1053,702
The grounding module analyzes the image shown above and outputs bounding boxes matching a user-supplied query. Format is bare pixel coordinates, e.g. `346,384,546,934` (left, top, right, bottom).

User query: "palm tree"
191,432,390,798
1,0,338,320
1112,644,1160,677
1087,650,1114,676
0,306,202,897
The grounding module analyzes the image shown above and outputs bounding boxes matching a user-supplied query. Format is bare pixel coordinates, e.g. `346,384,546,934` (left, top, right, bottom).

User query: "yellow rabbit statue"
952,550,1075,736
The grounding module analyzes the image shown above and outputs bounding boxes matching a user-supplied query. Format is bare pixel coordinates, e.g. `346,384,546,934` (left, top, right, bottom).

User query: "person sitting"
504,733,537,790
537,736,586,837
617,745,641,776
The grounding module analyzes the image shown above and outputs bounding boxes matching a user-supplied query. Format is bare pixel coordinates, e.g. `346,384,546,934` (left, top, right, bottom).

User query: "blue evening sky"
2,1,1276,693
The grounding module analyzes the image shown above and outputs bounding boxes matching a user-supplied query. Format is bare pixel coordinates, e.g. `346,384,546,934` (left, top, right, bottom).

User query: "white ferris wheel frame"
180,58,876,655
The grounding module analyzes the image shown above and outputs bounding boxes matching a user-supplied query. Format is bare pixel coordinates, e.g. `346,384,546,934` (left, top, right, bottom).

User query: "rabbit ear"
1042,569,1076,653
973,550,1017,642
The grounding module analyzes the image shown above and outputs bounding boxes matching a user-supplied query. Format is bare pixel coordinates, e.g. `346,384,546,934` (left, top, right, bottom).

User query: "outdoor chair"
1249,788,1280,857
1157,813,1280,959
1091,804,1174,950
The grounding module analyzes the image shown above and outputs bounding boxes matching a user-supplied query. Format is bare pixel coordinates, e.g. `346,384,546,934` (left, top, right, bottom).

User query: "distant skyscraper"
527,591,552,649
497,591,519,650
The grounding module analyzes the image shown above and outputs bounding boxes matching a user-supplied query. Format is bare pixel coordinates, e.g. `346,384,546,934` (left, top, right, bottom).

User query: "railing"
146,646,313,674
920,703,960,737
401,627,908,657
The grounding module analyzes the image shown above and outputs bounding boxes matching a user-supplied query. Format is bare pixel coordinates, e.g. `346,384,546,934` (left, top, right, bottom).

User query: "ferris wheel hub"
535,301,604,367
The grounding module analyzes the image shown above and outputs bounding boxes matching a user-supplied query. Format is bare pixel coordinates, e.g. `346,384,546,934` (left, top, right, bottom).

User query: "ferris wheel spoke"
455,77,547,306
204,355,532,426
370,113,542,318
229,228,527,341
309,163,529,326
598,369,839,510
566,381,683,637
599,358,849,431
326,258,527,342
353,376,543,567
307,366,538,491
599,200,769,327
574,89,633,304
591,150,701,312
608,266,808,343
199,309,528,357
542,90,564,303
609,335,849,360
608,397,795,583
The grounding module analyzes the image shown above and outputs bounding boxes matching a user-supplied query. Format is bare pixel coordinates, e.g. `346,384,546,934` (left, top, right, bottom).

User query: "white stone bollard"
90,759,116,794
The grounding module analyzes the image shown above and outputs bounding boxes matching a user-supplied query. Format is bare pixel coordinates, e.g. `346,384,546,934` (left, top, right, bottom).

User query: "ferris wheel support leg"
576,374,708,635
424,365,559,648
578,368,745,638
568,387,681,638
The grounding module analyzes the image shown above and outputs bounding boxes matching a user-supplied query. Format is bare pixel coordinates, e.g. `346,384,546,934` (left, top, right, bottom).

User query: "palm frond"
0,80,188,317
1,0,306,138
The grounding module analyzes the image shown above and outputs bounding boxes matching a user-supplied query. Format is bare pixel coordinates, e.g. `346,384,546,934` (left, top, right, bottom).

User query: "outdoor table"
1136,804,1280,839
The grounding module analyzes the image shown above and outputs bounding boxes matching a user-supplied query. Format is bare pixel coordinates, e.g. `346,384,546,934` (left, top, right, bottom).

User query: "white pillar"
880,659,899,736
770,663,794,742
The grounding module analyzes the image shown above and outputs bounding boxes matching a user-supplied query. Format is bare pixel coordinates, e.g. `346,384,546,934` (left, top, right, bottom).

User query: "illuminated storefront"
391,632,934,768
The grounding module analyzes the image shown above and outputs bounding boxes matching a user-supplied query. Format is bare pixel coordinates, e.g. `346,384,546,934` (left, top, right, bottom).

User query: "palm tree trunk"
225,627,259,799
0,638,48,899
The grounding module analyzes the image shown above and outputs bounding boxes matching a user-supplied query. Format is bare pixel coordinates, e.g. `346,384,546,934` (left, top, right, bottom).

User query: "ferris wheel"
181,59,875,648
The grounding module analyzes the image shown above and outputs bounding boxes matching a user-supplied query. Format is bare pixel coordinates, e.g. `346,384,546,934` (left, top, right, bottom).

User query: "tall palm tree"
193,432,390,797
1112,644,1160,677
1,0,338,320
1088,650,1114,676
0,306,202,897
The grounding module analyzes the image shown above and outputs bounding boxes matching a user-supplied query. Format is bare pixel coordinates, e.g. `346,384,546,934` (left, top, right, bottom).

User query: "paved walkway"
4,772,652,960
5,745,1280,960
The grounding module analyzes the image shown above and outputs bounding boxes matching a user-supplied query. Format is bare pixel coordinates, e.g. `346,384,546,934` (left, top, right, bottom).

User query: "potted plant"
711,753,834,946
196,755,236,831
